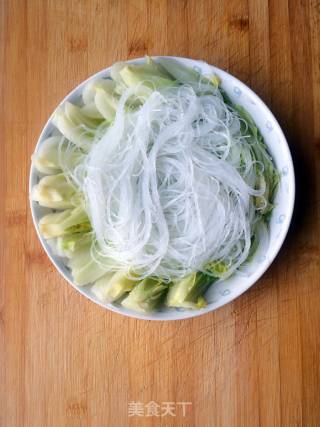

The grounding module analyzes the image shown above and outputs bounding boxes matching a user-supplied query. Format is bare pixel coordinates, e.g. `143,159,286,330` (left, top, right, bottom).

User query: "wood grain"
1,1,320,426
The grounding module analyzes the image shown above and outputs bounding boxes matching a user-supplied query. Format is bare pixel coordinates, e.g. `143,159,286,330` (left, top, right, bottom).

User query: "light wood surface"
1,1,320,426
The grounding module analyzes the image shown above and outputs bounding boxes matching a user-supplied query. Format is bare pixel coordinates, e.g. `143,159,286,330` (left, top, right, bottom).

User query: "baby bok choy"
121,278,169,313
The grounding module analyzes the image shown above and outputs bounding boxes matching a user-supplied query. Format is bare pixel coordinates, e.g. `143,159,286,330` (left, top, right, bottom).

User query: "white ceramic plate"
29,56,295,320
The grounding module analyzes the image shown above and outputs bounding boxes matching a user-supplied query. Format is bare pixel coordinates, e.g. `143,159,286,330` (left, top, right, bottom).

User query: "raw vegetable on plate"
31,57,279,313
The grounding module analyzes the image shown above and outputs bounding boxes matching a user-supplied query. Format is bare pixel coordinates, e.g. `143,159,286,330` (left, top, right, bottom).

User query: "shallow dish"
29,56,295,320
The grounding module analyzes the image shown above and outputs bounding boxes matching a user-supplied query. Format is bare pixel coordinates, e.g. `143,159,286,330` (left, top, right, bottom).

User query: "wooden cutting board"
1,1,319,425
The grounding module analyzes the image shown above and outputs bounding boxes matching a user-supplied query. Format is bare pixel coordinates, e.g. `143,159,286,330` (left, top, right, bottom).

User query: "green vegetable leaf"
121,278,169,313
234,104,280,218
166,272,215,309
92,271,136,303
56,232,93,258
31,136,62,175
39,206,90,238
68,246,108,286
31,174,76,209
